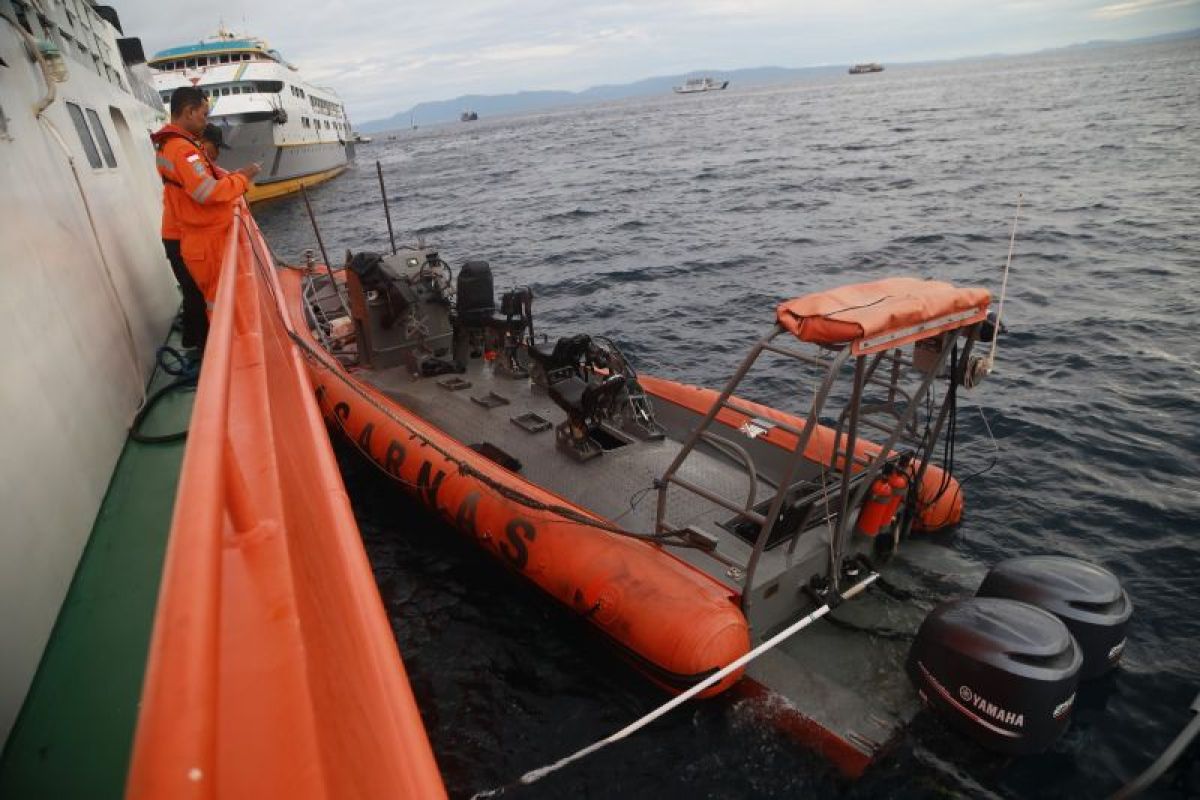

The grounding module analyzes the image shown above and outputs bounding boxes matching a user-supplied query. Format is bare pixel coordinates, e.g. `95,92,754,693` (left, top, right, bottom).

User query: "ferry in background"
673,76,729,94
148,28,354,202
849,62,884,74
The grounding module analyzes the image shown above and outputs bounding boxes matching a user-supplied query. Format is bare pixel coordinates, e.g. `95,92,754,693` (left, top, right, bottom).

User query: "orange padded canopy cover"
776,277,990,355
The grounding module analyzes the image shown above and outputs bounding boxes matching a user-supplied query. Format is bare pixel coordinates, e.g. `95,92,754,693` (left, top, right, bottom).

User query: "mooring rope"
470,570,880,798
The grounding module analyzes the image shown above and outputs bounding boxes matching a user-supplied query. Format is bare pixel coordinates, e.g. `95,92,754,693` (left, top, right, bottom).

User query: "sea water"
256,37,1199,799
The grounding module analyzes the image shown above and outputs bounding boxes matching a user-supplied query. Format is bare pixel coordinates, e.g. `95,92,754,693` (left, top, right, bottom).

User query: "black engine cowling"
976,555,1132,680
907,597,1082,755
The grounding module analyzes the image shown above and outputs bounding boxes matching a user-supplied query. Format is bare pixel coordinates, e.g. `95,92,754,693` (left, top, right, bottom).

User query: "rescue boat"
278,232,1001,773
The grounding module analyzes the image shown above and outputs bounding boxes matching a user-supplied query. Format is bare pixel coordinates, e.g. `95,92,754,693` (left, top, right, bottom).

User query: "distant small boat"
849,63,884,75
673,77,729,94
352,131,372,144
460,110,478,122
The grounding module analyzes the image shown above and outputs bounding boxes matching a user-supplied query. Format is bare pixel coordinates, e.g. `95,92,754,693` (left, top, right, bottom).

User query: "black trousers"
163,238,209,351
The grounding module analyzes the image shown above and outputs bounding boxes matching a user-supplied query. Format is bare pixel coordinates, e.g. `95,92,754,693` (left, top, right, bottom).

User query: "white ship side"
0,0,178,739
148,29,354,202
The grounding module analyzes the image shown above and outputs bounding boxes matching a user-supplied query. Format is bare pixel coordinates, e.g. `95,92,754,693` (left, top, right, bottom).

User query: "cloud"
112,1,1199,121
474,42,580,63
1091,0,1198,19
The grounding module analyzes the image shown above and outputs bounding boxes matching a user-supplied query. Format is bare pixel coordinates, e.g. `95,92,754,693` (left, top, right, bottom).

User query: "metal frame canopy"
656,276,991,614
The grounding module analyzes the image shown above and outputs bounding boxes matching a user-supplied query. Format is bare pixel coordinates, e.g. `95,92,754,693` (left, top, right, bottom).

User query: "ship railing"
126,207,445,799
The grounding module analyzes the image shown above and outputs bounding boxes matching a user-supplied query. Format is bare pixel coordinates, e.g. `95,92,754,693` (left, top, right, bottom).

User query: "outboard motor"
907,597,1082,755
456,260,495,327
977,556,1132,679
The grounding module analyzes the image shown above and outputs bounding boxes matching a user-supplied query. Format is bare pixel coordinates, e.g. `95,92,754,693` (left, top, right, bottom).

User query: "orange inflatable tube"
128,212,445,799
638,375,964,531
282,271,751,697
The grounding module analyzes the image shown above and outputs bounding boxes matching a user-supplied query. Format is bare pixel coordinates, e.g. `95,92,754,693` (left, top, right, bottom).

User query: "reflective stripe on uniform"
156,156,176,172
191,176,218,203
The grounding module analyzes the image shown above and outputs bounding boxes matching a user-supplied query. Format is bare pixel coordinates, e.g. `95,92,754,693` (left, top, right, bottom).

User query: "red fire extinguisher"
882,454,912,526
855,465,895,537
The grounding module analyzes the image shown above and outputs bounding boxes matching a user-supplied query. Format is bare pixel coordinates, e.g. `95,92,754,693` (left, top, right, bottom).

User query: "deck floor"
361,358,951,766
0,337,195,799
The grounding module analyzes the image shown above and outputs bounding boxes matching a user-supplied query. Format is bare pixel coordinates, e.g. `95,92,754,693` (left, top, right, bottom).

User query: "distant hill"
1050,26,1199,51
358,66,841,132
358,27,1199,132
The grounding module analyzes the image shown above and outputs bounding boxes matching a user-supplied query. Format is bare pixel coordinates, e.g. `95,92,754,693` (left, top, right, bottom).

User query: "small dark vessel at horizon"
460,110,478,122
849,62,884,74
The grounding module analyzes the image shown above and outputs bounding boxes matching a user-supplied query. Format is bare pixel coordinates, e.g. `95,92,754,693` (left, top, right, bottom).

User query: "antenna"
987,192,1021,371
300,183,351,318
961,192,1021,390
376,160,397,254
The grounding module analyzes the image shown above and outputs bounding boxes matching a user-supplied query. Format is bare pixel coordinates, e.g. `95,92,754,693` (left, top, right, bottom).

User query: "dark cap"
201,123,229,150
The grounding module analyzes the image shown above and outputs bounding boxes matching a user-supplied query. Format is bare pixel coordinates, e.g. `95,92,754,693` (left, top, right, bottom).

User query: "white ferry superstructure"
148,30,353,202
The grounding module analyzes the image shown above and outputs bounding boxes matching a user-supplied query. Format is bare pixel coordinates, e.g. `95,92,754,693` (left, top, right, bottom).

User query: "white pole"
988,193,1022,371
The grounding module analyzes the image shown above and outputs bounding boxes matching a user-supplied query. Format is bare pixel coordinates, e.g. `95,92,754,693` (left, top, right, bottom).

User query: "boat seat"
552,374,628,422
527,334,592,378
548,373,627,462
549,375,588,411
548,373,626,431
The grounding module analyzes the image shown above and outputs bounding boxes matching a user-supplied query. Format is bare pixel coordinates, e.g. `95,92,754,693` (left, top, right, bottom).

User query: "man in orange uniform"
151,86,260,310
160,180,207,352
157,124,231,354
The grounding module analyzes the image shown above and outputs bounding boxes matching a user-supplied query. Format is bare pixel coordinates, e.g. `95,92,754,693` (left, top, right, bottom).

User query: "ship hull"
1,8,178,743
214,116,354,202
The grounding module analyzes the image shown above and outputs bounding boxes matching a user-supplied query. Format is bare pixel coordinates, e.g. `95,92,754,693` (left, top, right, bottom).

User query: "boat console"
344,248,454,372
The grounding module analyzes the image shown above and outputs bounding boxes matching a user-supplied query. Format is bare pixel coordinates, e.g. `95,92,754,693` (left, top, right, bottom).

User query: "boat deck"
357,353,980,774
363,360,758,584
0,344,194,798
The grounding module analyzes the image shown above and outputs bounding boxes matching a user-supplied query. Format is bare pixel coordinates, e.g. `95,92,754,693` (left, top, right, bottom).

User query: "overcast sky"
118,0,1199,122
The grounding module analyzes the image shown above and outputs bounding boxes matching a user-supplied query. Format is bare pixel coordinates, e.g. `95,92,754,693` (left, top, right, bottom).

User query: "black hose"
1109,691,1200,800
129,377,196,443
128,346,198,444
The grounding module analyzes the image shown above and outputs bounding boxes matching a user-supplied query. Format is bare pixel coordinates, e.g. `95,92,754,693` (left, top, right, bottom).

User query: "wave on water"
257,37,1200,800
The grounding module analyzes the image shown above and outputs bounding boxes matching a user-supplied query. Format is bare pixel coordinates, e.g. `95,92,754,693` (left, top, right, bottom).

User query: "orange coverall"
151,124,249,305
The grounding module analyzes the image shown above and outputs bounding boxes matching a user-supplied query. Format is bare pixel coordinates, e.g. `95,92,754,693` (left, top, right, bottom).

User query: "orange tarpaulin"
126,209,445,799
776,277,990,355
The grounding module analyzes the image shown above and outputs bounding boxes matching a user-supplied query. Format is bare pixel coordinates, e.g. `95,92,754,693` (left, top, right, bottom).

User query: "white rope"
470,570,880,799
987,193,1021,372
